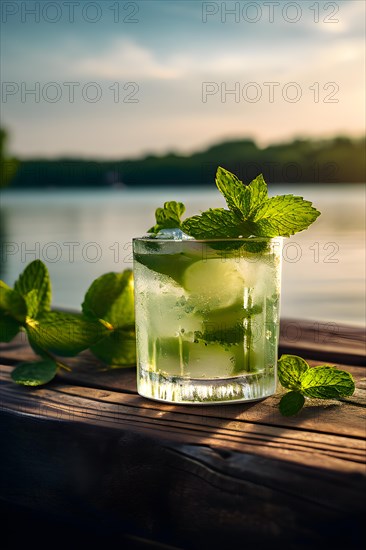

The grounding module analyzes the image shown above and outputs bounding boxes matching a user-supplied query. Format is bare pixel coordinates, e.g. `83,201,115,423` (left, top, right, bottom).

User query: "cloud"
76,39,183,80
74,37,315,82
76,38,255,81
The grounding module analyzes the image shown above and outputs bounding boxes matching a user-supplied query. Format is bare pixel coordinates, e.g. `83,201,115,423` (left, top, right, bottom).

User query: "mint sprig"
1,260,135,386
147,167,321,239
148,201,185,234
278,355,355,416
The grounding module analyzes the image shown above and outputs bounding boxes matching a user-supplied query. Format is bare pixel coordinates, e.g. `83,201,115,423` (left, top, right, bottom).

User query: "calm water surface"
1,185,365,327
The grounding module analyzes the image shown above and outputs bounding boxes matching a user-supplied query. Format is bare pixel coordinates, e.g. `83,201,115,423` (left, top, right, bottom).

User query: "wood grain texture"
279,319,366,366
0,319,365,549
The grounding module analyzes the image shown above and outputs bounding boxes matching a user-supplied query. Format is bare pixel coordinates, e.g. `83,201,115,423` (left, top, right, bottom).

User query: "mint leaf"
0,313,21,342
82,269,136,366
279,391,305,416
246,173,268,215
148,201,185,234
250,195,321,237
26,311,109,356
163,201,185,220
182,209,249,239
24,289,40,319
11,359,57,386
0,281,27,322
277,355,355,415
278,354,309,391
82,270,135,328
215,167,247,217
215,168,268,219
300,366,355,399
180,168,320,239
90,328,136,367
14,260,51,317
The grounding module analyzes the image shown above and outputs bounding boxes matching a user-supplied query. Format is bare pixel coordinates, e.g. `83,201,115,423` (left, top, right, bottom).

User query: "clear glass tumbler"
133,237,282,405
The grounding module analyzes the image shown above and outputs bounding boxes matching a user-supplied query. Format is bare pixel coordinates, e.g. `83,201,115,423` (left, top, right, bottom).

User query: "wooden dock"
1,319,365,549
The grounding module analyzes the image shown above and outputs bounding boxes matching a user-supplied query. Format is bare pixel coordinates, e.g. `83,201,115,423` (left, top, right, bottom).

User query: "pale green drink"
133,237,282,404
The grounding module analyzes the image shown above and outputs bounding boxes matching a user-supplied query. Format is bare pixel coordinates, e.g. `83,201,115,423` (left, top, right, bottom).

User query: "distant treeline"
3,136,365,189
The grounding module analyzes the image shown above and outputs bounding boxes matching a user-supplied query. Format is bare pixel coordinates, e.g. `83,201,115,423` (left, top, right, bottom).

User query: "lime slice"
182,259,243,309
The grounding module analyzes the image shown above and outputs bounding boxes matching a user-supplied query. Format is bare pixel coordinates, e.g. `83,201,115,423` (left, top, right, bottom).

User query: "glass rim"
133,236,284,243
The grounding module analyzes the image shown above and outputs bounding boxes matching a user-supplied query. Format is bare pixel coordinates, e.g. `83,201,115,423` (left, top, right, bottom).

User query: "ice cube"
156,228,194,241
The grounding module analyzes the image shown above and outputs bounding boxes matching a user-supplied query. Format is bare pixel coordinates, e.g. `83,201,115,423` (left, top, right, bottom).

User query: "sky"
1,0,365,159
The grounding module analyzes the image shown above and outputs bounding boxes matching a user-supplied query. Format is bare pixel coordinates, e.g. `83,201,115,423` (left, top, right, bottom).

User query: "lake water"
1,185,365,327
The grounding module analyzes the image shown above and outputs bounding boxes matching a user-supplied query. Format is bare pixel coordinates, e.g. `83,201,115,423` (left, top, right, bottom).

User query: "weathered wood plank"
1,399,365,549
1,365,365,468
279,318,365,365
0,318,365,548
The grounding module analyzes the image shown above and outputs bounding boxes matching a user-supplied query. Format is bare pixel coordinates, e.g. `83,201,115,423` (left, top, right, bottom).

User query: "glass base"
137,367,276,405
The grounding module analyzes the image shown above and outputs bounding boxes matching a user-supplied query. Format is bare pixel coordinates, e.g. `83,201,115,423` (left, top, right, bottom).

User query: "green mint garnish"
0,280,27,323
0,280,27,341
14,259,51,317
11,359,57,387
26,311,110,357
249,194,321,237
279,391,305,416
300,366,356,399
23,288,41,319
148,201,185,234
215,170,268,219
277,354,309,391
1,259,135,386
147,167,321,239
182,208,246,238
82,270,136,366
278,354,355,415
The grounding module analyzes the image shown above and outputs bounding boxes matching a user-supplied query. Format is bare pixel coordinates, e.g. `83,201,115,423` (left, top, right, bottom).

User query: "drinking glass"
133,237,282,405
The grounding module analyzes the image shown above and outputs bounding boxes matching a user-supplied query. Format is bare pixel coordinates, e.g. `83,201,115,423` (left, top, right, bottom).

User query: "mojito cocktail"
133,237,282,404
